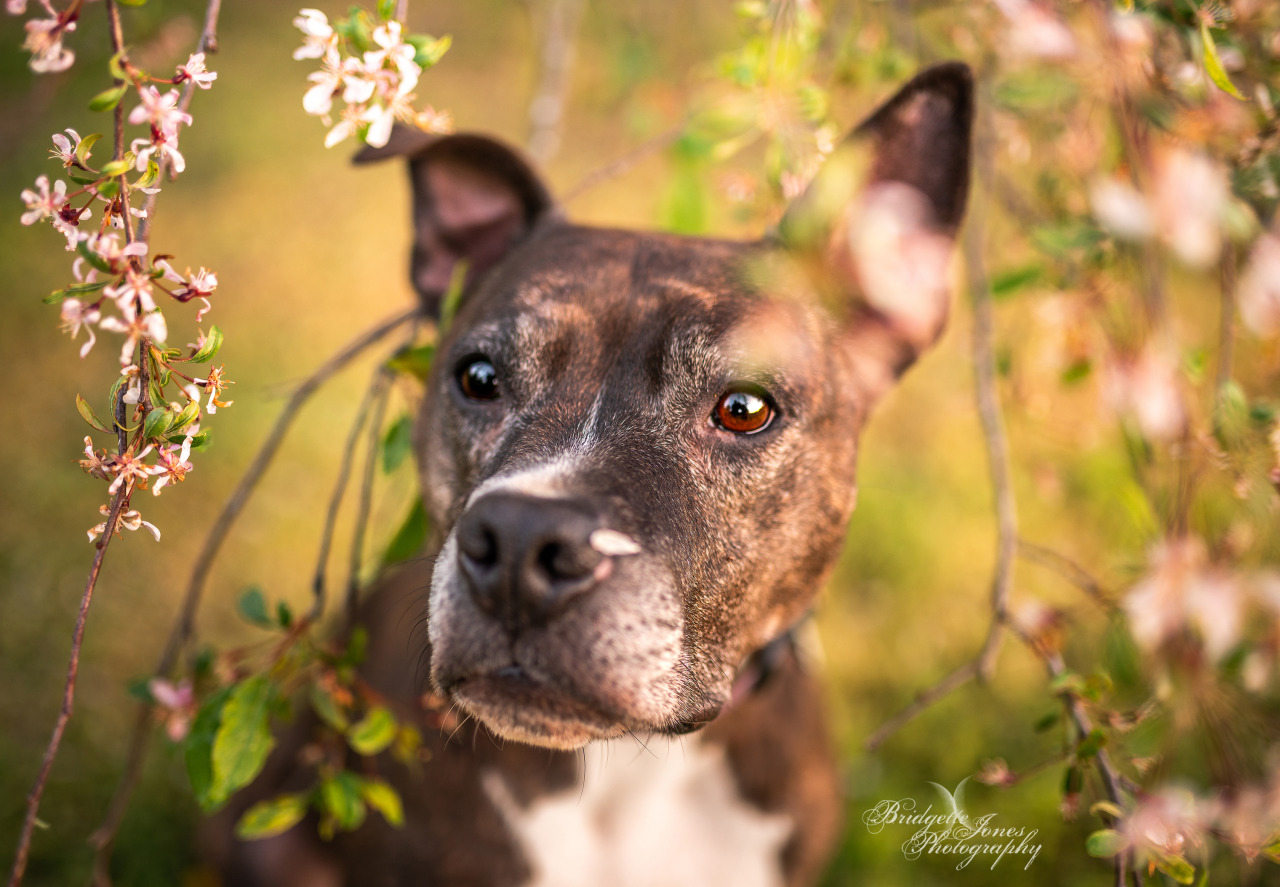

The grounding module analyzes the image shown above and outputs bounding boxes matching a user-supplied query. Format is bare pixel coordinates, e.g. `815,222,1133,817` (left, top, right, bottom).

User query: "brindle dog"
213,62,973,887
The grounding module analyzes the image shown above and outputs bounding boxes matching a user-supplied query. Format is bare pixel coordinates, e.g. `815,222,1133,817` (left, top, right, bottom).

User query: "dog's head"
361,63,973,749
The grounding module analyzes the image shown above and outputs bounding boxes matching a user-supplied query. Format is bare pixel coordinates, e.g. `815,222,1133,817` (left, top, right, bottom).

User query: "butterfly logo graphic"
927,776,973,830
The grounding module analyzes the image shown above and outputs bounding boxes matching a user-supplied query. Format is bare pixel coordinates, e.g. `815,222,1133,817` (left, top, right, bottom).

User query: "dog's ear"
779,62,974,400
355,128,557,317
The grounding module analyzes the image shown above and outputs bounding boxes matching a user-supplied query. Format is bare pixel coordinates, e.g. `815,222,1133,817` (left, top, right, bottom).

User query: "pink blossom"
87,506,161,543
149,678,195,741
105,266,157,315
79,437,110,480
201,365,233,413
1102,347,1186,441
60,297,100,358
49,128,81,167
175,52,217,90
105,445,154,495
19,174,67,225
128,86,192,138
23,14,75,73
147,441,193,495
1239,232,1280,337
7,0,28,15
1124,537,1244,661
99,305,168,366
992,0,1077,60
1120,789,1206,859
293,8,335,60
365,21,421,93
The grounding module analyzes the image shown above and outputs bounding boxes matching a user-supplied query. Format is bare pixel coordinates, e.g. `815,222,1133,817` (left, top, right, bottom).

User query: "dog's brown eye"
458,358,500,401
713,388,773,434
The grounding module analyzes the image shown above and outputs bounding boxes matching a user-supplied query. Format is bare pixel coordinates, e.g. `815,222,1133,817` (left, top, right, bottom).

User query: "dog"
213,62,973,887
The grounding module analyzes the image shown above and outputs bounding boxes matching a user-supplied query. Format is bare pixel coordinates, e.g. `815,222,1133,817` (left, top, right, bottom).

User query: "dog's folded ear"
779,62,974,399
355,128,557,317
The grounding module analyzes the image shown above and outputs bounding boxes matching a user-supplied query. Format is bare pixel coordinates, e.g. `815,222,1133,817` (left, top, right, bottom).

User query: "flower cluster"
13,12,229,545
293,6,452,148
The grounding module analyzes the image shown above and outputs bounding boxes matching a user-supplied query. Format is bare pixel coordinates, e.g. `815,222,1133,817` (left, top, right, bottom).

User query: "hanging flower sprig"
293,3,453,148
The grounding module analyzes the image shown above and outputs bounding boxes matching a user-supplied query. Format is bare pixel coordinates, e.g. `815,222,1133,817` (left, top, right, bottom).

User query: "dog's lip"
449,667,625,748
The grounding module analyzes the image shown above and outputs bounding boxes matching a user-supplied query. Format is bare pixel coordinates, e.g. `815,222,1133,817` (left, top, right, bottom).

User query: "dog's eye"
712,386,774,434
457,357,500,401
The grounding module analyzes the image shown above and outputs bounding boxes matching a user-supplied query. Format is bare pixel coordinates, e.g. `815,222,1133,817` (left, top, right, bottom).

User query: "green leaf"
1200,22,1245,100
210,677,276,807
991,264,1044,299
310,683,350,732
1032,709,1061,733
235,793,309,840
320,772,366,831
1085,829,1124,858
78,238,116,274
1049,671,1085,694
348,705,397,756
1076,728,1107,759
44,289,69,304
439,261,468,334
169,400,200,434
126,677,153,703
76,132,103,167
89,84,129,113
1089,800,1125,821
382,499,428,566
117,0,148,6
99,159,132,178
1060,358,1092,385
381,414,413,474
135,160,161,190
343,626,368,667
376,0,396,19
66,279,112,296
386,343,435,381
108,50,130,82
1153,851,1196,884
276,601,293,629
237,587,273,628
76,395,113,433
359,778,404,826
408,33,451,69
142,406,173,441
185,686,232,811
189,325,224,364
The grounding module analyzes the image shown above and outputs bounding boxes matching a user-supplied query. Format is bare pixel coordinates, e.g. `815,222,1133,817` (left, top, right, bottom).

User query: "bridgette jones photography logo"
862,777,1043,871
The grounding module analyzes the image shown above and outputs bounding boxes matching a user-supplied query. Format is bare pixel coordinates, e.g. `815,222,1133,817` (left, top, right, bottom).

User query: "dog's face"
362,64,973,749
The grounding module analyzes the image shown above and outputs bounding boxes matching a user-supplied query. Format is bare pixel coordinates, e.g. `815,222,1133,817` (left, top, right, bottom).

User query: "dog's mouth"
449,666,627,750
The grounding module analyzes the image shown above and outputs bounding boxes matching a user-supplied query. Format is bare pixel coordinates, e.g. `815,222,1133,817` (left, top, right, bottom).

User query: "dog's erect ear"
355,128,556,317
779,62,974,399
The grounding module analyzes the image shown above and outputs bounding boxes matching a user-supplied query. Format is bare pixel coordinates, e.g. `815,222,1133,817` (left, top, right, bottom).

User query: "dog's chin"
451,670,628,750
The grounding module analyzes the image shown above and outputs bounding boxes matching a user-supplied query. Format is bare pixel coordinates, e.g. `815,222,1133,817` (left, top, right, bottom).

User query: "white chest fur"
482,736,793,887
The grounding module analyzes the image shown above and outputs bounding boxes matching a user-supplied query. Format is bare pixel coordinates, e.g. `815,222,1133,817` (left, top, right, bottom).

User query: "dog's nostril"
459,524,499,568
535,539,600,582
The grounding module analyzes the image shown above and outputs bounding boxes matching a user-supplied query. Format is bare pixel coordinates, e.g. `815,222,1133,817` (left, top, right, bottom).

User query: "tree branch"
136,0,223,241
312,366,390,621
562,124,684,204
346,370,393,624
8,384,130,887
526,0,586,165
89,308,421,872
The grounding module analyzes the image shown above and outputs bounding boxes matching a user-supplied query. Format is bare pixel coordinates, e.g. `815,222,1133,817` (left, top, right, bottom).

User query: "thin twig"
864,659,982,752
1215,243,1237,404
312,368,390,621
8,383,130,887
89,308,421,869
864,74,1018,750
136,0,223,241
346,370,393,624
965,87,1016,680
526,0,586,164
1017,538,1113,610
562,124,684,203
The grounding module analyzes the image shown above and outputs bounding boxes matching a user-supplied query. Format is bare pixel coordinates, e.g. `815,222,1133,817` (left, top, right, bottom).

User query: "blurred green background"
0,1,1266,885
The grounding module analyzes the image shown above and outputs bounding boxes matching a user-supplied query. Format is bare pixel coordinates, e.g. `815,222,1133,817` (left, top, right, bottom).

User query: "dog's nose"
455,492,606,628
